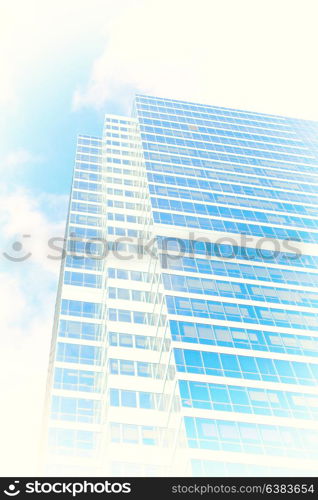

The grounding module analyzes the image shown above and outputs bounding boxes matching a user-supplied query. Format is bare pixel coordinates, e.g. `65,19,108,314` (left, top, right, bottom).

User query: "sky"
1,0,318,475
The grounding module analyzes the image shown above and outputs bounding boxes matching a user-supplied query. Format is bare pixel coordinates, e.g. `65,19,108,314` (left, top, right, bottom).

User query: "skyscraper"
43,94,318,477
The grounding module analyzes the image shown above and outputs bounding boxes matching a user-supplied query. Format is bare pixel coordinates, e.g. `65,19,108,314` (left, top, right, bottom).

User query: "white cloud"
4,149,39,167
4,0,317,119
0,189,67,475
0,189,67,273
0,150,42,178
72,0,318,120
0,0,112,109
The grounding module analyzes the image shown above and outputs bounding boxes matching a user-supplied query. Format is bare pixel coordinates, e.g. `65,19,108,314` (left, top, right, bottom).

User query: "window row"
174,348,318,386
149,183,318,217
69,229,102,243
107,212,145,224
153,211,318,244
162,254,318,288
64,271,102,288
140,117,314,163
179,380,318,419
76,153,102,164
58,319,102,341
185,417,318,459
108,308,164,326
142,127,315,173
140,124,310,157
48,428,98,457
106,139,137,149
156,236,318,269
72,190,102,203
110,422,164,446
73,180,102,193
151,196,318,230
191,459,316,478
78,135,101,145
69,213,101,227
108,287,155,303
75,161,101,172
67,240,151,258
143,137,313,167
107,226,140,237
109,388,164,410
56,342,102,366
76,145,101,155
107,199,145,211
105,167,142,178
166,295,318,331
170,320,318,357
138,103,292,133
65,255,103,271
71,202,102,215
109,359,167,379
74,169,142,183
142,134,311,170
147,171,318,205
61,299,102,319
136,98,294,128
51,396,101,423
107,268,153,283
106,187,142,198
163,273,318,307
54,367,101,392
106,132,130,139
106,148,140,158
74,170,141,186
106,157,140,167
67,240,104,256
105,117,132,125
108,331,168,351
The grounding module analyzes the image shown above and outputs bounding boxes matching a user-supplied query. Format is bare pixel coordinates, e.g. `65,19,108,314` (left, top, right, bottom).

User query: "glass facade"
43,95,318,476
